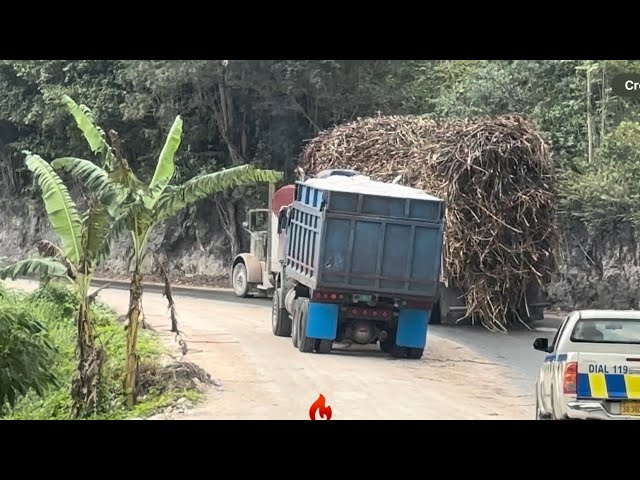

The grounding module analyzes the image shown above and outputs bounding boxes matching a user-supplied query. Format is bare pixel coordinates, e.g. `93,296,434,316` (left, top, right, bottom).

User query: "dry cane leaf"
299,114,556,331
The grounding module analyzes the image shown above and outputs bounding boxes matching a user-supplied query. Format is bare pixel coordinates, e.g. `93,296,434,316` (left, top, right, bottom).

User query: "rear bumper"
566,401,640,420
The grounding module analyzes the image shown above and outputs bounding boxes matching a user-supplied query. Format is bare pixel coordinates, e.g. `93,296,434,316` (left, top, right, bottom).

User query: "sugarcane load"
299,114,557,332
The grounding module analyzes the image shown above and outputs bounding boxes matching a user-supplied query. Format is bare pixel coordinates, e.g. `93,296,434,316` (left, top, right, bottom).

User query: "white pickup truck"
534,310,640,420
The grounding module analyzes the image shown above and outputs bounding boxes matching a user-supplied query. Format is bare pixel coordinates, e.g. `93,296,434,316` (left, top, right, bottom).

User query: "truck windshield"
571,319,640,344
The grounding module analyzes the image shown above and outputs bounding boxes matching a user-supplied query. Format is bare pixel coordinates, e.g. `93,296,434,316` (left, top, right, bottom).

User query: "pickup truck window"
549,316,570,352
570,319,640,344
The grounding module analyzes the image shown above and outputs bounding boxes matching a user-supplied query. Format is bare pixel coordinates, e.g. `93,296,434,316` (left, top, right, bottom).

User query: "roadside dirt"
6,279,531,420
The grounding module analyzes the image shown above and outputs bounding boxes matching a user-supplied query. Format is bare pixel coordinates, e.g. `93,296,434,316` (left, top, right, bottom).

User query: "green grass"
0,281,203,420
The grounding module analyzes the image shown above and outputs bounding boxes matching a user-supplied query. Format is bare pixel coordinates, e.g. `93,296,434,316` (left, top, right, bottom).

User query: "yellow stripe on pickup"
625,375,640,400
589,373,608,399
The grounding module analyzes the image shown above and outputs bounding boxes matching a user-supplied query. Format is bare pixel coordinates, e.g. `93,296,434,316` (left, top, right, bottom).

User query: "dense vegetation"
1,60,639,415
0,282,199,419
0,88,279,417
2,60,640,242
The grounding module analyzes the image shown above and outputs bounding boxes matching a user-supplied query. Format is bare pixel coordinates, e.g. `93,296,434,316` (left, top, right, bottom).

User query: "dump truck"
232,170,548,328
232,169,445,358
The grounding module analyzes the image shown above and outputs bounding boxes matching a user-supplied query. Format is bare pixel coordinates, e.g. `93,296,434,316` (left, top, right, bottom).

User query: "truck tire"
297,298,316,353
316,339,333,354
429,302,442,325
291,300,300,348
272,288,292,337
391,346,408,358
407,347,424,360
380,330,396,353
232,263,250,298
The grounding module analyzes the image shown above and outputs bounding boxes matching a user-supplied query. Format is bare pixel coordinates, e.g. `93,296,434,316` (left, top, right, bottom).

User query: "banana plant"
57,95,283,406
0,154,123,418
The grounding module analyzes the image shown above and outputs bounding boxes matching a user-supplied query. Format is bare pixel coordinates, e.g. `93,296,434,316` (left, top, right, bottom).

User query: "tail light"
349,308,391,319
563,362,577,394
314,292,344,301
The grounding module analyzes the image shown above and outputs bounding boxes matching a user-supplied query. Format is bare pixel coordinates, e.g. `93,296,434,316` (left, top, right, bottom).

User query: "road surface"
7,279,538,420
99,278,559,401
434,318,561,397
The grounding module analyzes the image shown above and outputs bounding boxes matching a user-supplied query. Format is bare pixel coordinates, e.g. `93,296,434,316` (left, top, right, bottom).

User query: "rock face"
2,198,639,311
547,221,640,310
0,197,233,281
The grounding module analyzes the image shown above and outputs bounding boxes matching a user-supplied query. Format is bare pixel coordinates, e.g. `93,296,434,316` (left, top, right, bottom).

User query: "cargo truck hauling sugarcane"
231,114,557,335
232,169,445,358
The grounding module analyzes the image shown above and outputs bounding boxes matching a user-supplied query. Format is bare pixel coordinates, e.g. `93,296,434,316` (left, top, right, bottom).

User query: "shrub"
0,299,58,414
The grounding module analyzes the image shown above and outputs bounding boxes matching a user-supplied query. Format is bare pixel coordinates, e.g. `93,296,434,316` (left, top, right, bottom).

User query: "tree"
0,154,120,417
56,95,283,406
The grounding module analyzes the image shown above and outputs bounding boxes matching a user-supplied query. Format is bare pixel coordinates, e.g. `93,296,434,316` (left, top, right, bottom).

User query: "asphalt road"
91,279,559,398
432,319,561,396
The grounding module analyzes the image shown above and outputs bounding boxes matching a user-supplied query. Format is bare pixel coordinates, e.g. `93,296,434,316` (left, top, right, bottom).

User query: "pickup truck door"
541,316,570,410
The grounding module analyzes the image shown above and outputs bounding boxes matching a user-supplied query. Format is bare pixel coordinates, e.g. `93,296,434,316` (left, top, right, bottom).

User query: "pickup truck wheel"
232,263,250,298
316,339,333,354
297,299,316,353
407,347,424,360
535,403,548,420
271,289,292,337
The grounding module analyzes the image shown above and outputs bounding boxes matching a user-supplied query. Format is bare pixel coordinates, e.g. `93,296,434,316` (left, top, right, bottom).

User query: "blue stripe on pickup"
605,374,628,399
544,354,567,363
577,373,591,397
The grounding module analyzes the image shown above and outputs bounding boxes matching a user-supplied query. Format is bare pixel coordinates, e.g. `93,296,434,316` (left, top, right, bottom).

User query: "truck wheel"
232,263,250,298
297,299,316,353
291,300,300,348
272,288,292,337
391,346,408,358
429,302,442,325
407,347,424,360
380,330,396,353
316,339,333,354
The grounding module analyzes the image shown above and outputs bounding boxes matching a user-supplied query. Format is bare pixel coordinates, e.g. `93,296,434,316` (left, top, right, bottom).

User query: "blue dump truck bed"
284,175,445,303
271,174,446,358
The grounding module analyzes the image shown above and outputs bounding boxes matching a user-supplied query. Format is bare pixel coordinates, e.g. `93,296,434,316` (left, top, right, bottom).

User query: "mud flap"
306,302,339,340
396,309,430,348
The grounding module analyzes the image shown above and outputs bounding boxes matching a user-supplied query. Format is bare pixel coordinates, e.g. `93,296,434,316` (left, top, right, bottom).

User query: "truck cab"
231,183,295,298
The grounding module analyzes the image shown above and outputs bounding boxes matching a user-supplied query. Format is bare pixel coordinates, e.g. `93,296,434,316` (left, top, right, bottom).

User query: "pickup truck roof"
302,174,442,202
575,310,640,320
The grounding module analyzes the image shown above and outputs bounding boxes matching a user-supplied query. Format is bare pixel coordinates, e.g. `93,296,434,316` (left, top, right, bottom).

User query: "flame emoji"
309,393,332,420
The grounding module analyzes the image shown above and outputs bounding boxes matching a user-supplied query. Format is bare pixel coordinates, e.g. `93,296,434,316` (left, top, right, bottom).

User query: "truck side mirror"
533,337,550,352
